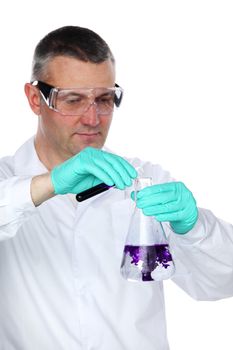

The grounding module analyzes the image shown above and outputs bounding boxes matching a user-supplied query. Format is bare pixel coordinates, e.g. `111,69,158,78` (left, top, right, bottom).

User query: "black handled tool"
76,183,114,202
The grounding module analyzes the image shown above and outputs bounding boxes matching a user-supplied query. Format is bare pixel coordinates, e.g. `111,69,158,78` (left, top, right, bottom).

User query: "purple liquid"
122,244,173,281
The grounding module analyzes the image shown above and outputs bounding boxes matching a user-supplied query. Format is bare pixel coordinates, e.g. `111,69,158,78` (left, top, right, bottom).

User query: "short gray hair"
31,25,115,81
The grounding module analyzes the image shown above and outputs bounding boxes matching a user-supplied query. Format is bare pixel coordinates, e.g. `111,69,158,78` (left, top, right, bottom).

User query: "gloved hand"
51,147,137,195
131,181,198,234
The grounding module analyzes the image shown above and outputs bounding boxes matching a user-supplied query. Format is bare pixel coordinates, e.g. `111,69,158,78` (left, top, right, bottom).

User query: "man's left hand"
131,181,198,234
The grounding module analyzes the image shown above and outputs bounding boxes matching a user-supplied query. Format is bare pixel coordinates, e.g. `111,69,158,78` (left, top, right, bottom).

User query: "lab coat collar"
13,136,113,178
13,136,48,176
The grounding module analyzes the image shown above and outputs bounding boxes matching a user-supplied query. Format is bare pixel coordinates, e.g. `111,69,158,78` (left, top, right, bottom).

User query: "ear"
24,83,41,115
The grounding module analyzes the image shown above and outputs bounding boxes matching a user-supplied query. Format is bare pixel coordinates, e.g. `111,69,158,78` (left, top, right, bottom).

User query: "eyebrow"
59,89,114,97
59,91,85,96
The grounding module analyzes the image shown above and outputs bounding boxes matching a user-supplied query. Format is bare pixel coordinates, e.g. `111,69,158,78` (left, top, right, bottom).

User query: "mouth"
77,132,100,136
73,131,101,141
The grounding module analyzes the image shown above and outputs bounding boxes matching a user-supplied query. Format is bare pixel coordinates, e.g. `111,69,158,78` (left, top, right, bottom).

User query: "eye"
65,96,82,104
96,93,114,104
59,93,84,104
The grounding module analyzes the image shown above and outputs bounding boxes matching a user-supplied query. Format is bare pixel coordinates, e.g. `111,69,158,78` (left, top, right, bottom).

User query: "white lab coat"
0,137,233,350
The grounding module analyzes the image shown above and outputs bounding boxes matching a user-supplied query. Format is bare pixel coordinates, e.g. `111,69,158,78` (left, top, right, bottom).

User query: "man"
0,25,233,350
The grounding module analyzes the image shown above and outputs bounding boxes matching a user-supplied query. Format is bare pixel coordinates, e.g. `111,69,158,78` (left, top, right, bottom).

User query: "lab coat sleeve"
0,176,36,241
166,209,233,301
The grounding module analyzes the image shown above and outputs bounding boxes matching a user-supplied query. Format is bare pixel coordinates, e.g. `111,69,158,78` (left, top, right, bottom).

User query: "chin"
70,141,104,155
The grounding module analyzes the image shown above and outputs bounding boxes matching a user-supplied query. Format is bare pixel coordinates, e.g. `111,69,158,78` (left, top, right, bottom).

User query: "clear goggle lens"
32,80,123,116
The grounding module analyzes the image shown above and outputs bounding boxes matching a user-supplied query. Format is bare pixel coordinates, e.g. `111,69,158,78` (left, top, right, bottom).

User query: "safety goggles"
31,80,123,116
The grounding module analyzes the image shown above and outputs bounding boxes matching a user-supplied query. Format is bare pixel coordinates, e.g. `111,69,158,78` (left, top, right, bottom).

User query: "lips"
77,132,99,136
73,132,101,141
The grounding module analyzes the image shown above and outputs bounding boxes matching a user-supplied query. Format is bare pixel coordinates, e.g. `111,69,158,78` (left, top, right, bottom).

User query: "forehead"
44,56,115,88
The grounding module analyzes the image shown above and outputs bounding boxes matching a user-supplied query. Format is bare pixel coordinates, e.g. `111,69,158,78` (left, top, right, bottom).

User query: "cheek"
40,107,78,133
101,116,113,131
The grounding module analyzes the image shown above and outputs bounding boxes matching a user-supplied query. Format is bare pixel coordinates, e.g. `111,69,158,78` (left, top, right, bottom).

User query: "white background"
1,0,233,348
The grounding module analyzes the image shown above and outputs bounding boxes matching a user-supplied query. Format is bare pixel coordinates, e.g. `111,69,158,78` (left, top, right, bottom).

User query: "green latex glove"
131,181,198,234
51,147,137,195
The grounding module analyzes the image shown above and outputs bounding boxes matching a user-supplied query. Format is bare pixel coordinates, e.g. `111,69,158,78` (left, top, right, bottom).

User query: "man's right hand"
50,147,138,195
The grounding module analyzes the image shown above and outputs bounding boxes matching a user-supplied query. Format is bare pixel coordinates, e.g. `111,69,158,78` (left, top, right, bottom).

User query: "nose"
80,102,100,127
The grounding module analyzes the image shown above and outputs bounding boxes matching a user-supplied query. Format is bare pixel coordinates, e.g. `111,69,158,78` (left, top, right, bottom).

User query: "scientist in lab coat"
0,25,233,350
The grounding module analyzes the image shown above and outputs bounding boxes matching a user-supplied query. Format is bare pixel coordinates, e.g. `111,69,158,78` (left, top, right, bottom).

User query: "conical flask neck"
134,177,152,192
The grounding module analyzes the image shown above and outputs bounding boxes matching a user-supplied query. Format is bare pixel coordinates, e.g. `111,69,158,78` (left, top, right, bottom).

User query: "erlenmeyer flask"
120,177,175,282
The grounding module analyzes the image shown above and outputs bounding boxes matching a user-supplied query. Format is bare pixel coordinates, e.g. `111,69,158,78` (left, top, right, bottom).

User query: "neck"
34,133,69,171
